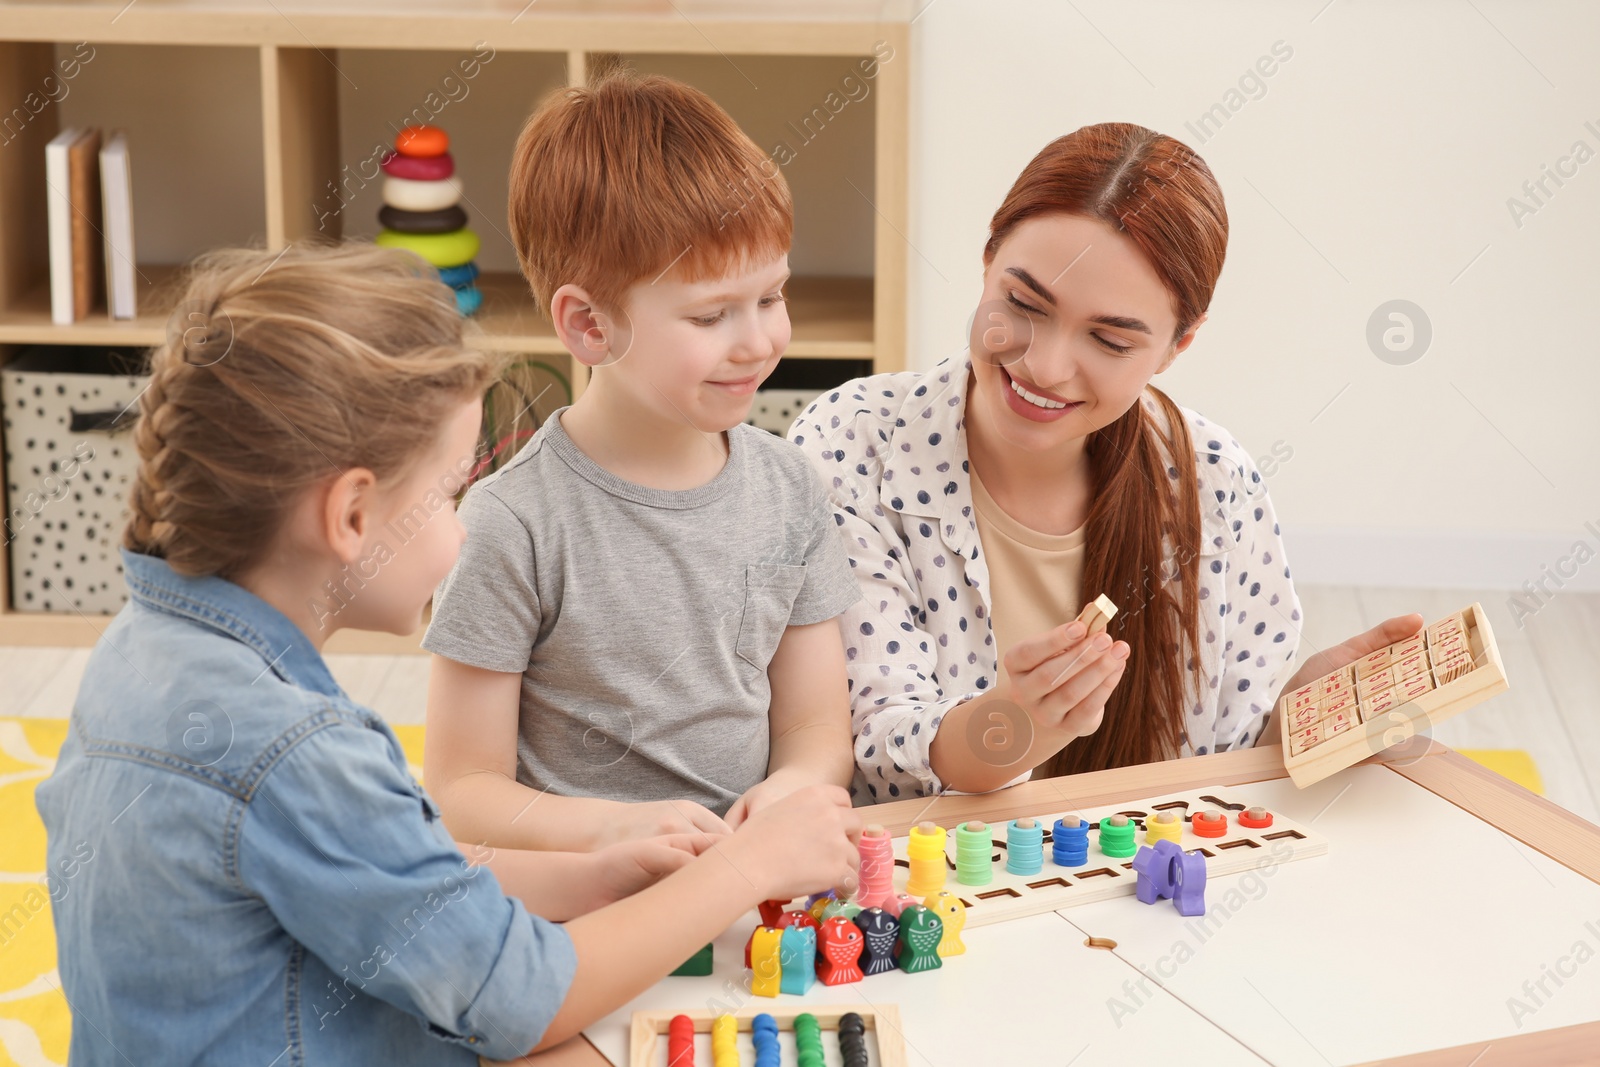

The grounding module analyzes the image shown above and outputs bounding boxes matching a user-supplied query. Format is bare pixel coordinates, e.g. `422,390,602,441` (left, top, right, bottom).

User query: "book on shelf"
68,128,104,320
99,131,137,320
45,127,78,325
46,127,110,324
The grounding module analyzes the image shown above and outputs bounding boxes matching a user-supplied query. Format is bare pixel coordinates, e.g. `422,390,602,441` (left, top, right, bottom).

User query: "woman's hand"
1283,613,1425,695
930,620,1129,792
1005,619,1130,743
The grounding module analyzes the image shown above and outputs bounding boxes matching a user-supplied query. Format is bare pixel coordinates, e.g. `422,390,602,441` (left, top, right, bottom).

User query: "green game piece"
669,942,713,976
1098,813,1138,858
374,226,481,268
896,903,944,973
954,820,994,885
820,899,862,921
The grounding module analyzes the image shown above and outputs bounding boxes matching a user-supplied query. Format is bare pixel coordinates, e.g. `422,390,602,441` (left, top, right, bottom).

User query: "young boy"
422,72,862,852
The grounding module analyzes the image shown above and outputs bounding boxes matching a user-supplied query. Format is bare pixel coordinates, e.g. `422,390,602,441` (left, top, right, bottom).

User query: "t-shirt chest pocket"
735,563,808,671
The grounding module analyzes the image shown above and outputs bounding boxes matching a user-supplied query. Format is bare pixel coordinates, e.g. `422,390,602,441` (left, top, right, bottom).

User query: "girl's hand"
605,799,730,847
1284,614,1425,695
1004,620,1130,743
589,834,716,909
716,784,861,903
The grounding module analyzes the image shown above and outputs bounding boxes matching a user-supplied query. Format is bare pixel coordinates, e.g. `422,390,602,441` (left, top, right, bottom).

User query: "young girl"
35,243,860,1065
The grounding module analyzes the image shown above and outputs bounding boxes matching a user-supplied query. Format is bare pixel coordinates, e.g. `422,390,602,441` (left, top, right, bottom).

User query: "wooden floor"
4,585,1596,823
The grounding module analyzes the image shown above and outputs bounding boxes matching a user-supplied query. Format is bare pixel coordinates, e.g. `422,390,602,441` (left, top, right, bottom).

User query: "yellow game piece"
749,927,782,998
711,1014,739,1067
906,820,948,897
1145,809,1182,844
925,889,967,956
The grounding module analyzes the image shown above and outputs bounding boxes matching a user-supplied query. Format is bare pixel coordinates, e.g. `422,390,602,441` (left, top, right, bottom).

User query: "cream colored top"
968,466,1086,691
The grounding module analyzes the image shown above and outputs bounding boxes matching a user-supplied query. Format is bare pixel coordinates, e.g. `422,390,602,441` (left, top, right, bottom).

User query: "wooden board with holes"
629,1004,907,1067
1279,603,1510,788
796,790,1327,929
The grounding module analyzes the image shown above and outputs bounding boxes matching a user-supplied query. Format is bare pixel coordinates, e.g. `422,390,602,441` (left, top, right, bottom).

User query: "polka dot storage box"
2,346,145,613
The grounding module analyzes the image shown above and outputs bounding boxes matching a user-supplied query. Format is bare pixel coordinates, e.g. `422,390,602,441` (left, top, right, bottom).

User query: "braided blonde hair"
125,242,505,579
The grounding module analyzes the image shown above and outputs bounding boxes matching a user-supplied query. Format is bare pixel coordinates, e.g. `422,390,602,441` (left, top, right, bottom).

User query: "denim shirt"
35,549,577,1066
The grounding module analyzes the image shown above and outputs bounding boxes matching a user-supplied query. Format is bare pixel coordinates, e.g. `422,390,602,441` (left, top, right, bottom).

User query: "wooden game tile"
1356,668,1396,701
1391,635,1427,660
1392,651,1429,680
1318,666,1354,698
1289,723,1325,755
1355,648,1393,679
1287,680,1321,710
1362,685,1403,718
1433,653,1474,685
1427,613,1465,645
1323,707,1356,736
1280,681,1318,713
1431,631,1470,663
1289,704,1322,732
1319,690,1357,720
1395,672,1435,700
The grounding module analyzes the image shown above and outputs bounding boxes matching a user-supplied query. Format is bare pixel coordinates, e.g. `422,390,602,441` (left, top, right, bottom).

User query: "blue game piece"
1053,815,1090,867
454,285,482,316
436,261,479,288
779,925,817,995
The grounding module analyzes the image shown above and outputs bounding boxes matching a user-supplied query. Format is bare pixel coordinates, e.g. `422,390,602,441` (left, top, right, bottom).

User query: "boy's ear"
550,284,629,368
1157,311,1208,374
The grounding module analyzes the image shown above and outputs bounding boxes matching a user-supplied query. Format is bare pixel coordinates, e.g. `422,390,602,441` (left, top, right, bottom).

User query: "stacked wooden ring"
375,124,482,316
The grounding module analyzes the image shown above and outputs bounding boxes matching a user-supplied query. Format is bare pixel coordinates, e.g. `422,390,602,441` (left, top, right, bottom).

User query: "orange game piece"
395,124,449,157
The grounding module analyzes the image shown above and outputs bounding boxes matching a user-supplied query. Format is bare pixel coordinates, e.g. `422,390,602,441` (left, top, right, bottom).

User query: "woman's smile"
999,363,1082,423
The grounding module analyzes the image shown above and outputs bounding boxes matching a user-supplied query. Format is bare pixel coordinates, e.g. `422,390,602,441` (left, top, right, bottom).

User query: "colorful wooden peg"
1131,838,1207,917
816,916,864,985
749,926,783,998
779,925,817,995
924,890,967,956
896,903,944,973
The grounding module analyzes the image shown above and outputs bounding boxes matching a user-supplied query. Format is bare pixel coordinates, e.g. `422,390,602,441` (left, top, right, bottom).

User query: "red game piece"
381,150,454,181
816,916,864,985
758,899,787,927
1191,809,1228,837
775,909,819,930
667,1014,695,1066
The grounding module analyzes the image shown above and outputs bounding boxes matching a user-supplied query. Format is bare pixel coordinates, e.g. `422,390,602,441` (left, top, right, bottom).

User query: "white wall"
909,0,1600,591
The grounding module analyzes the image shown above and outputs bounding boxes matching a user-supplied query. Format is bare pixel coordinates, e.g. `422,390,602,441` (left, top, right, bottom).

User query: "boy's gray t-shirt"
422,411,862,815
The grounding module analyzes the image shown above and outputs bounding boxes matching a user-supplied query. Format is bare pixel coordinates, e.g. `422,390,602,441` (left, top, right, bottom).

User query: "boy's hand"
589,834,715,909
723,768,815,830
716,784,861,902
605,799,730,846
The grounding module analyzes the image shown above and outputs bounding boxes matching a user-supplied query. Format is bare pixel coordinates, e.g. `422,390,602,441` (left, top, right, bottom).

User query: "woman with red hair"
792,123,1419,799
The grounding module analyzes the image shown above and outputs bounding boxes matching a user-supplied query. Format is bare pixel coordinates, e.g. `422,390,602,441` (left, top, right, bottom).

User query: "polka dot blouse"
788,357,1305,802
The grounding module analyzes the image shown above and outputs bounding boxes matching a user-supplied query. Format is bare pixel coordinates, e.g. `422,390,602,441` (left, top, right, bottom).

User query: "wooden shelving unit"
0,1,910,653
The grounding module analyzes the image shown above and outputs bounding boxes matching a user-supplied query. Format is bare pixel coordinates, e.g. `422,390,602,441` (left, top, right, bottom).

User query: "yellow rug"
0,718,428,1067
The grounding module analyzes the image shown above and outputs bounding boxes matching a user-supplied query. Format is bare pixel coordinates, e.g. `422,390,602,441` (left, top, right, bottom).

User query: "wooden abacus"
1278,603,1510,787
629,1005,907,1067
